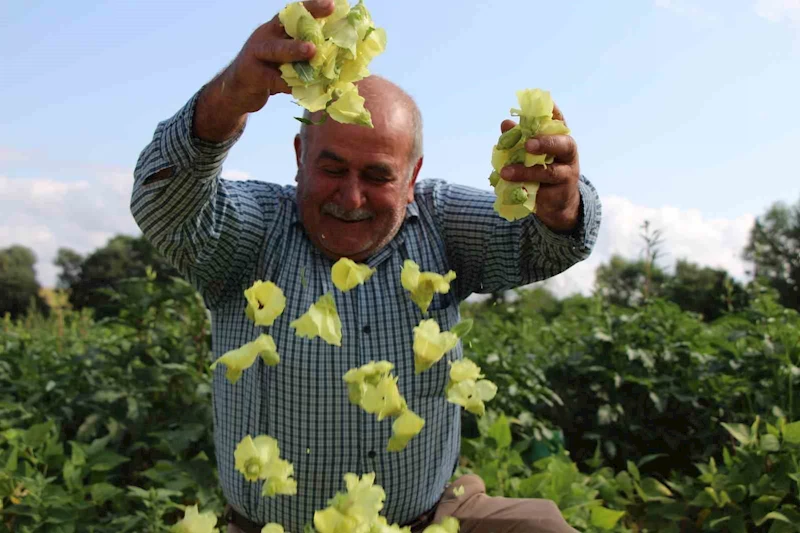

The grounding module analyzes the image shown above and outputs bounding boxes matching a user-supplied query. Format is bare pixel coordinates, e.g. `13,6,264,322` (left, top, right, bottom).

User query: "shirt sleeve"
423,175,602,301
129,86,275,309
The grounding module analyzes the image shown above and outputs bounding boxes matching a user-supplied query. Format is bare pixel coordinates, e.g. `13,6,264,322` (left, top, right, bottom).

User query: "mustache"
321,203,375,222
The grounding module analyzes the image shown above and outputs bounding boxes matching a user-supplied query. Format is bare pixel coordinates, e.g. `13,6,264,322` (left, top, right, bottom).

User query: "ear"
406,156,423,203
294,134,302,169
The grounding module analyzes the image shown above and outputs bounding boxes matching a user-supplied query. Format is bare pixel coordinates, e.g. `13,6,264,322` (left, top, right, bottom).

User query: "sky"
1,0,799,297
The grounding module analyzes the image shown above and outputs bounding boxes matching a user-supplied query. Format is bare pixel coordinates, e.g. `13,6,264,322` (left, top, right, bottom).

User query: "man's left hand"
498,104,581,233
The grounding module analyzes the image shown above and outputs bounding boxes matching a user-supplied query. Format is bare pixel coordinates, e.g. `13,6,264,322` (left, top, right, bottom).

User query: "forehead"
306,103,413,165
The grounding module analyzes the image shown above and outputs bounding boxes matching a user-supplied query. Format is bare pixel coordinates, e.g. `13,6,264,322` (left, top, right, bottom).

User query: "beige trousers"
227,474,578,533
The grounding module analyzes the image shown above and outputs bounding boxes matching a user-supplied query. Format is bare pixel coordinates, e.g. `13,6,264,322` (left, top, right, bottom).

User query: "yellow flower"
361,374,405,421
421,517,460,533
326,85,373,127
291,292,343,346
492,177,538,222
453,485,465,497
448,359,482,382
262,458,298,497
244,280,286,327
413,319,458,374
279,3,318,41
261,525,285,533
400,260,457,315
210,334,280,384
234,435,280,482
343,361,394,405
387,408,425,452
292,81,334,112
446,379,498,417
370,516,412,532
313,473,386,533
332,257,376,292
171,504,217,533
512,88,554,119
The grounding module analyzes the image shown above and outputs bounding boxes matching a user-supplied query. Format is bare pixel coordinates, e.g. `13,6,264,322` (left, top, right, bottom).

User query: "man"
130,1,601,531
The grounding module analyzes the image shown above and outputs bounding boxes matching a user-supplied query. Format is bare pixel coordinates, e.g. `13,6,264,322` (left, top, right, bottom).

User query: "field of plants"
2,268,800,532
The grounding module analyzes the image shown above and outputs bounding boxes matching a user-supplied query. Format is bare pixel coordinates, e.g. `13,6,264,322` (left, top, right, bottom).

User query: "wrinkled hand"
223,0,335,114
498,104,581,233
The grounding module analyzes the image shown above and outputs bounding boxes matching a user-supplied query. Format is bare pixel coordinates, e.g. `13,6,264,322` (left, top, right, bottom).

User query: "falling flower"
210,334,280,384
244,280,287,326
171,504,217,533
332,257,376,292
400,260,456,315
291,292,343,346
413,319,458,374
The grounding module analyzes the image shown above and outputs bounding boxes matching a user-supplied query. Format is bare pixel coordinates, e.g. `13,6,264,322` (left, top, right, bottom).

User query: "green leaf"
722,422,752,445
637,453,668,469
755,511,791,527
488,414,512,450
589,506,626,529
752,495,783,524
89,450,130,472
90,482,124,503
450,319,474,339
24,421,52,448
782,421,800,444
639,477,674,501
761,433,781,452
627,460,640,482
292,61,316,83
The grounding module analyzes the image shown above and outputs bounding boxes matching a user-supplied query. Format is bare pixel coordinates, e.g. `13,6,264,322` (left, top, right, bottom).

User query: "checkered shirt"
129,86,602,532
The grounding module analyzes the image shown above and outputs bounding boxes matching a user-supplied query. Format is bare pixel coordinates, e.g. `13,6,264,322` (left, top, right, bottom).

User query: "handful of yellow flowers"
279,0,387,127
490,88,571,222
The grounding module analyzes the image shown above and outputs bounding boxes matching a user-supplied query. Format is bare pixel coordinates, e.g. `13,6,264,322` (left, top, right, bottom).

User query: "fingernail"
527,139,541,153
501,167,514,179
301,42,314,55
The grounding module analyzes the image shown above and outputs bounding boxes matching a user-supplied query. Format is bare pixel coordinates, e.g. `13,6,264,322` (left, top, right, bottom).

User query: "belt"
223,502,437,533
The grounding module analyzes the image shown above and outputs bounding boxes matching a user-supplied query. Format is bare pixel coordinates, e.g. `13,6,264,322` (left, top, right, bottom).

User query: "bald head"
298,76,423,173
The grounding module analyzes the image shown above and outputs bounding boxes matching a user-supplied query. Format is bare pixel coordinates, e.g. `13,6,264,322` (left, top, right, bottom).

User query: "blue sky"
1,0,798,292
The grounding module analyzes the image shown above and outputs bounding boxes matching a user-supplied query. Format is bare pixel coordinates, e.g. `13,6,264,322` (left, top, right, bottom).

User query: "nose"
335,174,366,211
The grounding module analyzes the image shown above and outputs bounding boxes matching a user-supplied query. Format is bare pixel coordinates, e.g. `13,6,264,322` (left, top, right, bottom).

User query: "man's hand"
497,104,581,233
193,0,335,141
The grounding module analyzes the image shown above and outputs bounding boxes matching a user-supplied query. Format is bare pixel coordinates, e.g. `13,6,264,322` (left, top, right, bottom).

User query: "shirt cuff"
158,84,247,171
530,174,602,257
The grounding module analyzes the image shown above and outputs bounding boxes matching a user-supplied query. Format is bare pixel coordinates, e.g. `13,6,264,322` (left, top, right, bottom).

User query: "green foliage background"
2,267,800,532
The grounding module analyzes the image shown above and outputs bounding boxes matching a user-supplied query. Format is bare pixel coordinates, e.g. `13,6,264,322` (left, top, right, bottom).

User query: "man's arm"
425,176,601,301
129,86,267,308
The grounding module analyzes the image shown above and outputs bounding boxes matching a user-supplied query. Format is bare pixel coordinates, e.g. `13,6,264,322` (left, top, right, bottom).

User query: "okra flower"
361,374,404,421
332,257,376,292
371,516,412,533
261,457,298,497
245,280,286,327
210,334,280,384
387,408,425,452
490,88,571,221
343,361,394,405
413,319,458,374
261,525,285,533
291,292,343,346
171,504,217,533
234,435,281,482
313,472,386,533
446,359,497,416
400,260,457,315
278,0,386,126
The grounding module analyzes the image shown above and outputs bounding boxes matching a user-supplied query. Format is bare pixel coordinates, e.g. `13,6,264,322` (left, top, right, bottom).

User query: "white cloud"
755,0,800,24
0,174,139,287
222,169,255,181
532,195,756,299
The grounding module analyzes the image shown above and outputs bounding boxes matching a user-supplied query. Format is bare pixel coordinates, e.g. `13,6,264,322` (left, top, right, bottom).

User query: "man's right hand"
193,0,335,142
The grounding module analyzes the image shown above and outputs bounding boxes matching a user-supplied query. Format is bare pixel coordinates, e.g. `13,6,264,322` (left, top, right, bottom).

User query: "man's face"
294,103,422,262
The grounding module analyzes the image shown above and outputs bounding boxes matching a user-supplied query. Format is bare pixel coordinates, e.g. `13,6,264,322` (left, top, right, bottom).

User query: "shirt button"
362,325,371,334
367,450,376,459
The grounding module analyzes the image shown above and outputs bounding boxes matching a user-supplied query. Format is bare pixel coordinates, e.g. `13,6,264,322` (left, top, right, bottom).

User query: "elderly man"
130,1,600,532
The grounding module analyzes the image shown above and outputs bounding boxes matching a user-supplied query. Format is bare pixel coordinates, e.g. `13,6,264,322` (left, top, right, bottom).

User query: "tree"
743,198,800,311
54,248,83,290
61,234,180,317
662,260,749,321
594,255,669,307
0,245,48,318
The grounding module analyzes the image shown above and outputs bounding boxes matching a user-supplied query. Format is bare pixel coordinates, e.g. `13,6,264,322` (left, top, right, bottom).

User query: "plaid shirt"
130,86,602,531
